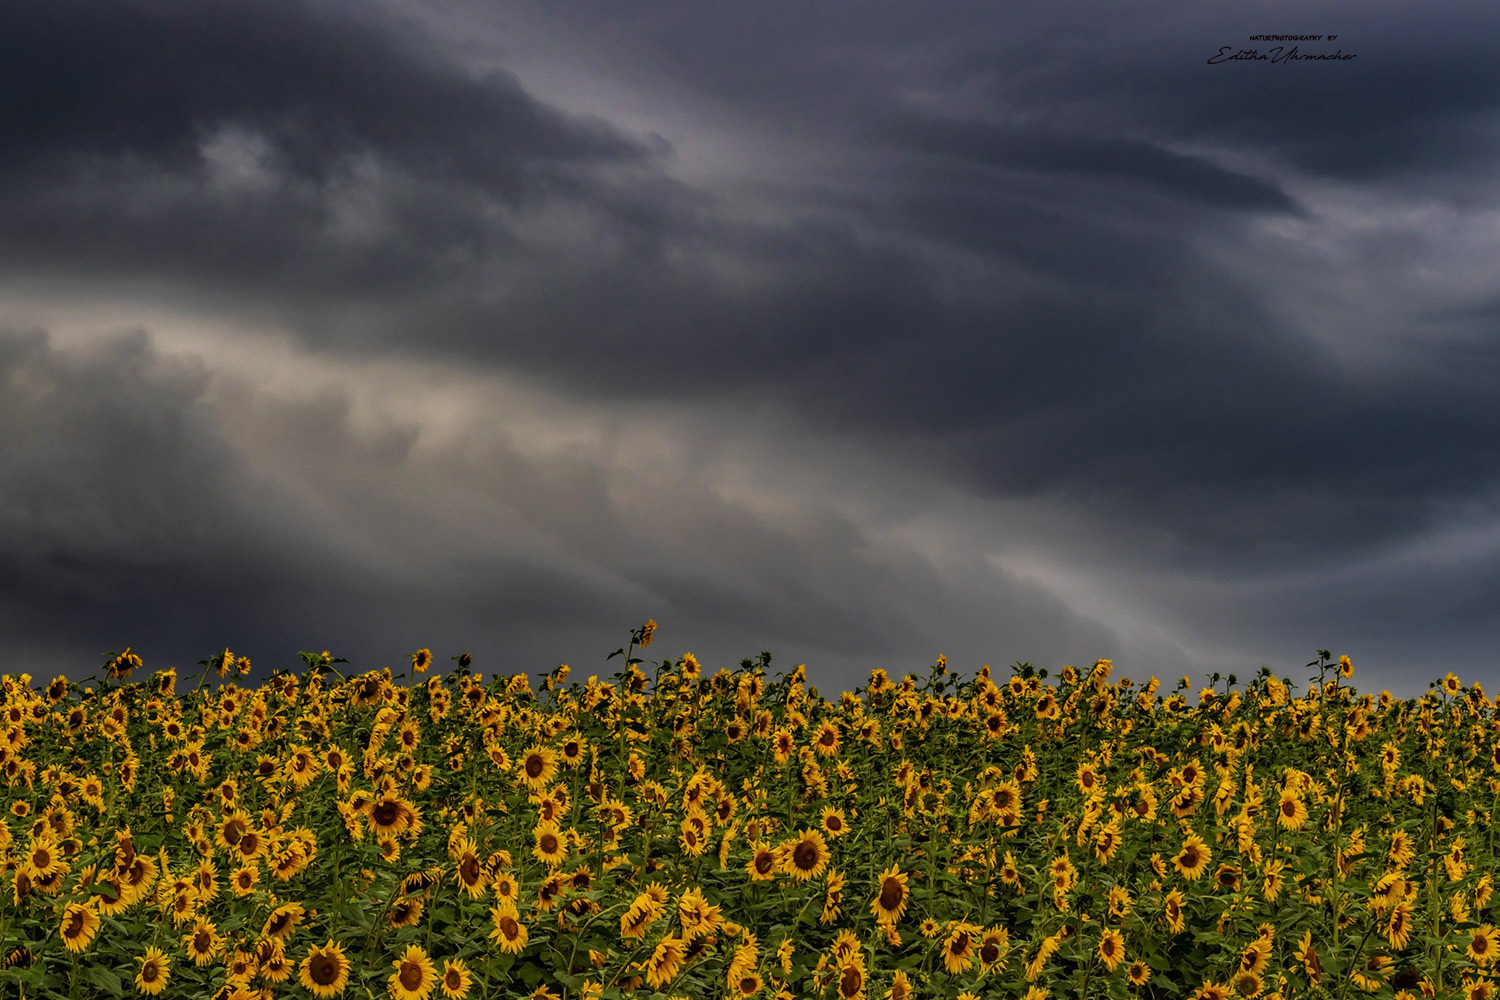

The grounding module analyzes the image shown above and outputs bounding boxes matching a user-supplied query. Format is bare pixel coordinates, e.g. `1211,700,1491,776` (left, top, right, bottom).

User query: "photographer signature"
1208,45,1357,63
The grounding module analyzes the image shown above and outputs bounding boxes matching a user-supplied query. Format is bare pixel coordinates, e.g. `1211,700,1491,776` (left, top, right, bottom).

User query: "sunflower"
731,970,763,996
747,842,777,882
1294,931,1322,985
1230,972,1261,998
835,955,867,1000
820,807,848,838
454,838,488,898
231,863,260,896
1097,928,1125,973
887,970,913,1000
388,897,425,929
871,866,909,925
21,835,64,881
439,959,473,1000
389,944,435,1000
368,795,418,838
59,902,100,953
295,940,351,999
136,946,171,996
1164,889,1186,934
532,821,568,868
258,940,292,983
813,721,841,757
1277,791,1308,831
782,829,830,881
411,648,433,674
1174,834,1211,880
1469,926,1498,966
1127,960,1152,986
262,901,305,942
1386,902,1415,950
942,923,978,975
645,936,687,989
183,918,222,966
978,925,1009,971
489,906,529,954
518,746,558,791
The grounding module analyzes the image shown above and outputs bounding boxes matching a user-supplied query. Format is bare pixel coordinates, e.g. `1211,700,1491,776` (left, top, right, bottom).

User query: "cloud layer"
2,0,1498,694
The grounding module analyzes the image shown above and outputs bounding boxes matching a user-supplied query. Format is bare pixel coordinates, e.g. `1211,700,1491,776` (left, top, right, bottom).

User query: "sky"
2,0,1498,699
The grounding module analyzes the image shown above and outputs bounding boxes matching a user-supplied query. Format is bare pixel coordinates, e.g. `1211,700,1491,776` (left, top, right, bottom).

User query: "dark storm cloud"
0,0,643,187
872,116,1301,214
0,328,1129,684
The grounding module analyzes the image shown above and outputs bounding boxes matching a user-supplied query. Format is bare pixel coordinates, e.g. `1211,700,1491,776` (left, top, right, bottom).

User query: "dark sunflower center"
500,916,519,938
950,933,969,954
880,879,903,910
755,854,774,874
525,756,545,778
309,953,340,985
460,857,481,884
840,965,862,997
142,962,159,982
794,843,818,870
194,932,211,952
64,912,86,936
540,834,559,854
446,969,462,988
400,962,423,990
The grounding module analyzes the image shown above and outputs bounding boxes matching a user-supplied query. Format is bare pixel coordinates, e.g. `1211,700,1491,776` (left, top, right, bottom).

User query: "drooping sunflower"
782,829,830,881
1163,889,1186,935
887,969,913,1000
298,940,350,999
261,901,305,942
942,923,978,975
389,944,436,1000
645,936,687,989
59,902,100,953
136,947,171,996
388,897,425,929
871,866,909,925
488,906,529,954
978,926,1010,971
1386,902,1415,950
1294,931,1322,985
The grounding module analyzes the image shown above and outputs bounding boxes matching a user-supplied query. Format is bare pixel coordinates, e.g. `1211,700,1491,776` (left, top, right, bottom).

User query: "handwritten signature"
1208,45,1357,63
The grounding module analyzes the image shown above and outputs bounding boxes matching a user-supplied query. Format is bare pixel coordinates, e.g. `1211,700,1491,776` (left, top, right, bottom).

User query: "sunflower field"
0,623,1496,1000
